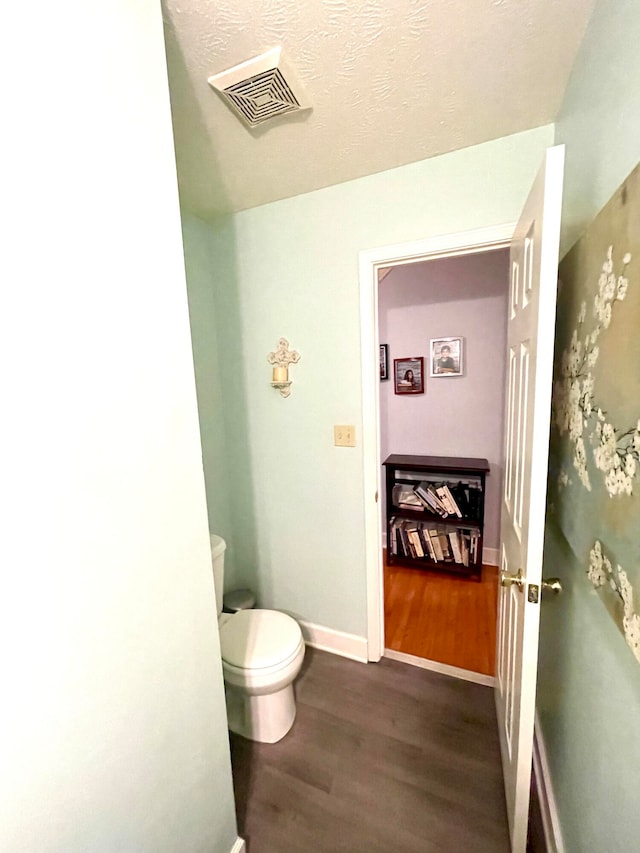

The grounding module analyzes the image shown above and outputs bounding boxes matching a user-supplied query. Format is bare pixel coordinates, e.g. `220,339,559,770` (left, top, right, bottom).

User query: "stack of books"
392,480,481,521
389,517,480,566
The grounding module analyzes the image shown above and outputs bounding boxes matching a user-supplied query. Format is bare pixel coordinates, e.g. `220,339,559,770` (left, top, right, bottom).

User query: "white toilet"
211,534,305,744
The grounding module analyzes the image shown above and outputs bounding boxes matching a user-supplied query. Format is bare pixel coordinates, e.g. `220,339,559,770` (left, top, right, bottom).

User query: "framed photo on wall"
380,344,389,380
394,357,424,395
430,337,464,377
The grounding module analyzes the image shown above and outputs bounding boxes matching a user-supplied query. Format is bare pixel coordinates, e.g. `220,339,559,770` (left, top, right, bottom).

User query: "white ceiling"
162,0,595,220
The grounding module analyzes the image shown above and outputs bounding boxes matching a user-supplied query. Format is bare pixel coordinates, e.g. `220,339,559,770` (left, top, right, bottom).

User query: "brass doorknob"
542,577,562,594
500,568,525,589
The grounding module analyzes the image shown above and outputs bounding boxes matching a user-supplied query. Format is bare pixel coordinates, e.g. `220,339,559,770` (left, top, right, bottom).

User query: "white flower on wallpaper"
553,247,639,496
588,540,640,663
587,539,610,587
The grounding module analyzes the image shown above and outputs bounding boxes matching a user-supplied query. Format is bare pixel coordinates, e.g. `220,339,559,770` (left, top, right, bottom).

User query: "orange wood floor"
383,552,499,676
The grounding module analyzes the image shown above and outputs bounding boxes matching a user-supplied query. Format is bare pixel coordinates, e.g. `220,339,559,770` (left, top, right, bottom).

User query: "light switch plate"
334,425,356,447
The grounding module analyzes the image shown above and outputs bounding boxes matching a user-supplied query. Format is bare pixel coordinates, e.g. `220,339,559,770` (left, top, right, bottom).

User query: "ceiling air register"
208,47,311,128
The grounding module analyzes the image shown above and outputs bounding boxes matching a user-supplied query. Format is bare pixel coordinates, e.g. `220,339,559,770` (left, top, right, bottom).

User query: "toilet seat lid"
219,609,303,670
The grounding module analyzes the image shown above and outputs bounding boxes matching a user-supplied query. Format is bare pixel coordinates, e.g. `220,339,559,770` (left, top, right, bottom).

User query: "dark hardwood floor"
231,647,510,852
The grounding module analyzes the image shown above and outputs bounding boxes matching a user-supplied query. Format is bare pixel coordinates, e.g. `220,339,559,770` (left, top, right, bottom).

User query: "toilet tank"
209,534,227,617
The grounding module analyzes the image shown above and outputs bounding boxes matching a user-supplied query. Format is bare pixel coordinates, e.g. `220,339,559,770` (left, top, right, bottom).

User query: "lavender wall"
379,249,509,553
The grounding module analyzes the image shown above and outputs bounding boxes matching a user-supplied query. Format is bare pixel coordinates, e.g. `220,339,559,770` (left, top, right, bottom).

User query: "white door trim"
384,648,496,688
359,223,516,661
533,713,565,853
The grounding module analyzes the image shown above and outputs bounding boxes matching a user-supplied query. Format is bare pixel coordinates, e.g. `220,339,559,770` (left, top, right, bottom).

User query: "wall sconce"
268,337,300,397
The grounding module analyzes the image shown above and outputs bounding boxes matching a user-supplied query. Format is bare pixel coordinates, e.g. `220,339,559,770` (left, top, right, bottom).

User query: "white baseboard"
483,546,499,566
230,838,245,853
300,626,497,687
299,620,368,663
533,714,564,853
383,648,495,687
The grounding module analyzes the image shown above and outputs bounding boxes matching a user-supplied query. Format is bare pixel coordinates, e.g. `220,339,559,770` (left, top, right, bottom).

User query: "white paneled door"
496,145,564,852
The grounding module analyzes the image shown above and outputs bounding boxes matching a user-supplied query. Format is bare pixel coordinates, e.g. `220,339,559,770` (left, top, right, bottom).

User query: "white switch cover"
334,425,356,447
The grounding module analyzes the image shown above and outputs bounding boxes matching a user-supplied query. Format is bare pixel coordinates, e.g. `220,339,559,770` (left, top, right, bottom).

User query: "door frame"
359,223,516,662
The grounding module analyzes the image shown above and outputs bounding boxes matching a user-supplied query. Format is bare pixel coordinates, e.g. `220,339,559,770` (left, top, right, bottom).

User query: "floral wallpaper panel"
550,161,640,664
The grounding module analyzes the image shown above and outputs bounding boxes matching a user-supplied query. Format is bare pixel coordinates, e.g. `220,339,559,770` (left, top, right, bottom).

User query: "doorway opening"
359,224,515,669
378,249,509,681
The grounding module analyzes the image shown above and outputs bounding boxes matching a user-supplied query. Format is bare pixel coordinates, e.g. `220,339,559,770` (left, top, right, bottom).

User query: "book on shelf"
436,486,454,516
398,523,411,557
428,529,444,561
460,532,470,567
450,481,471,516
448,531,463,563
413,490,441,516
415,482,449,516
407,526,424,558
467,485,481,520
442,484,463,518
395,526,404,557
418,527,435,560
392,483,424,510
438,532,452,561
402,521,418,558
461,527,480,563
470,530,478,563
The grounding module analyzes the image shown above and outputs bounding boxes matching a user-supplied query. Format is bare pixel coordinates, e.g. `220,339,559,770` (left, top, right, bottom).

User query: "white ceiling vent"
208,47,311,128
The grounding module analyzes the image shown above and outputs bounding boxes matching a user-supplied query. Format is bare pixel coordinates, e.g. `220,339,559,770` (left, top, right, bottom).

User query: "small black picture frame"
380,344,389,380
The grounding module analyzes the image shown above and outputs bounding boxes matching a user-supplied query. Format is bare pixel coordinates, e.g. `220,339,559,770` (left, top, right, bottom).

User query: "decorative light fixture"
268,337,300,397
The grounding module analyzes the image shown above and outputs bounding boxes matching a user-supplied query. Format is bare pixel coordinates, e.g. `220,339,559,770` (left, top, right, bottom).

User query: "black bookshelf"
383,454,490,581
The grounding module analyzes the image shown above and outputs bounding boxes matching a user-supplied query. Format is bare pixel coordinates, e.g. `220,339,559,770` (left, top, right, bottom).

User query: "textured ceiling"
162,0,595,220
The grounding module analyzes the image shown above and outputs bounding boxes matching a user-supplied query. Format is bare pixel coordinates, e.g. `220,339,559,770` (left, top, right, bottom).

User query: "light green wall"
2,1,238,850
538,523,640,851
206,125,554,635
537,2,640,850
556,0,640,258
182,212,236,578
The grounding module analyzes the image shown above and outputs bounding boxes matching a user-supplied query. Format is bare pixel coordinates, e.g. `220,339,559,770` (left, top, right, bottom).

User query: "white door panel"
496,145,564,852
